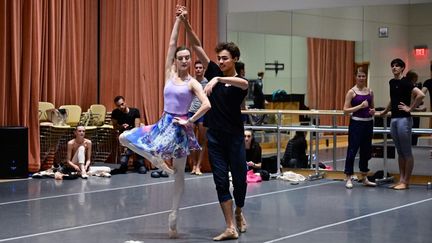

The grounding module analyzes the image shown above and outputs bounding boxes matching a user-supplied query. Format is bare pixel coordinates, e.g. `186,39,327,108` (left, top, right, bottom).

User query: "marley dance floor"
1,165,432,243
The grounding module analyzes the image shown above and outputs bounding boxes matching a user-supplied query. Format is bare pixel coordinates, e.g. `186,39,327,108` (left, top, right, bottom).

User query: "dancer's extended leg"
118,133,174,174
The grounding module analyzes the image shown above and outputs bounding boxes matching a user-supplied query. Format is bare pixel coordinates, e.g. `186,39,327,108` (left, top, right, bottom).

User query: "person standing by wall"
421,64,432,109
421,64,432,157
405,70,426,146
188,60,208,175
342,68,376,189
253,71,266,109
380,58,425,190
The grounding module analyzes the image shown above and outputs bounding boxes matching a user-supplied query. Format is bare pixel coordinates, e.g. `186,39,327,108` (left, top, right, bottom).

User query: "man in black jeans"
111,95,147,174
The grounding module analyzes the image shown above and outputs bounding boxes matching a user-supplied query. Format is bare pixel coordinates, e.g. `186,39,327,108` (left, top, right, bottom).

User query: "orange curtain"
0,0,98,172
39,0,98,110
0,0,43,172
307,37,355,126
100,0,218,124
0,0,217,172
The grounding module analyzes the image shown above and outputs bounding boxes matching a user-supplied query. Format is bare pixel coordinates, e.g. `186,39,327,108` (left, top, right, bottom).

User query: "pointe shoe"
154,157,175,174
213,228,238,241
362,177,376,187
345,178,353,189
235,213,247,233
195,170,203,176
168,211,178,239
168,228,178,239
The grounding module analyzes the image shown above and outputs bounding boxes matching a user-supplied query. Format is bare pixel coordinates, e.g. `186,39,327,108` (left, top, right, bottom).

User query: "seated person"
282,131,308,168
62,125,92,179
111,95,147,174
244,130,262,173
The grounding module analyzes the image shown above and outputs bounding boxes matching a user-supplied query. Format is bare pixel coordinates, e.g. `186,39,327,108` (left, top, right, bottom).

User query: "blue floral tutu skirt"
121,112,201,160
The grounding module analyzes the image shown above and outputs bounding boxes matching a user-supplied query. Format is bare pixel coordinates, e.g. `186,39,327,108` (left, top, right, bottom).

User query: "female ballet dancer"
119,8,211,238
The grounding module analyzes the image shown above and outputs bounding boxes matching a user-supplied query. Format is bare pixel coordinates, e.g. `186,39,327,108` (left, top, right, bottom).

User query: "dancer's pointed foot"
168,210,178,239
235,212,247,233
154,157,175,174
168,228,178,239
213,227,238,241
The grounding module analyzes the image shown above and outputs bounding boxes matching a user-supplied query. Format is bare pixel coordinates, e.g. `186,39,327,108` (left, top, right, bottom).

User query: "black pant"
119,147,145,171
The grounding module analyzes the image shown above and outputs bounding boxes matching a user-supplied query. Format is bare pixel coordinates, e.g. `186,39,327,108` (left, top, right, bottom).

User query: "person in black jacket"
252,71,266,109
244,130,262,173
282,131,308,168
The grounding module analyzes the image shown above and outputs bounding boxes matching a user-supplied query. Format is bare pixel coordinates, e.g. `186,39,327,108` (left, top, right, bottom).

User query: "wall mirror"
227,3,432,121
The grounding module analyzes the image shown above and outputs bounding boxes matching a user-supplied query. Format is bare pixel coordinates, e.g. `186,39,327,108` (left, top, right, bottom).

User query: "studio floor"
1,164,432,243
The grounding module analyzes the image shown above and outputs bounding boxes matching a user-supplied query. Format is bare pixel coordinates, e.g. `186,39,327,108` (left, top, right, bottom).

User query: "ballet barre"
242,109,432,184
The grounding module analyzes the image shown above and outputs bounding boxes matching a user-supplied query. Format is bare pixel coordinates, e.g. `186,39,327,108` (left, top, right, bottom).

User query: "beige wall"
227,4,432,127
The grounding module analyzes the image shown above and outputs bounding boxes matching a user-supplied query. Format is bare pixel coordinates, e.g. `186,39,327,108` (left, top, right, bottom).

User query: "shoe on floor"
150,171,160,178
345,179,353,189
99,172,111,178
32,172,43,179
159,171,169,178
138,166,147,174
81,174,89,179
110,168,127,175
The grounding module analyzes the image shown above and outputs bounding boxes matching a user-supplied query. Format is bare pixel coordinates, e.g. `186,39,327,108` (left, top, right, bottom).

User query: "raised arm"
165,16,182,78
178,7,210,68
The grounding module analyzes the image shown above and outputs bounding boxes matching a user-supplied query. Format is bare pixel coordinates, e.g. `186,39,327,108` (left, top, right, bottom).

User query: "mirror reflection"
228,3,432,127
228,3,432,175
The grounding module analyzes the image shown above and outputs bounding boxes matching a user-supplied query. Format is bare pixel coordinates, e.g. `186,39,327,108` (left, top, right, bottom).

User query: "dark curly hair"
215,42,240,60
